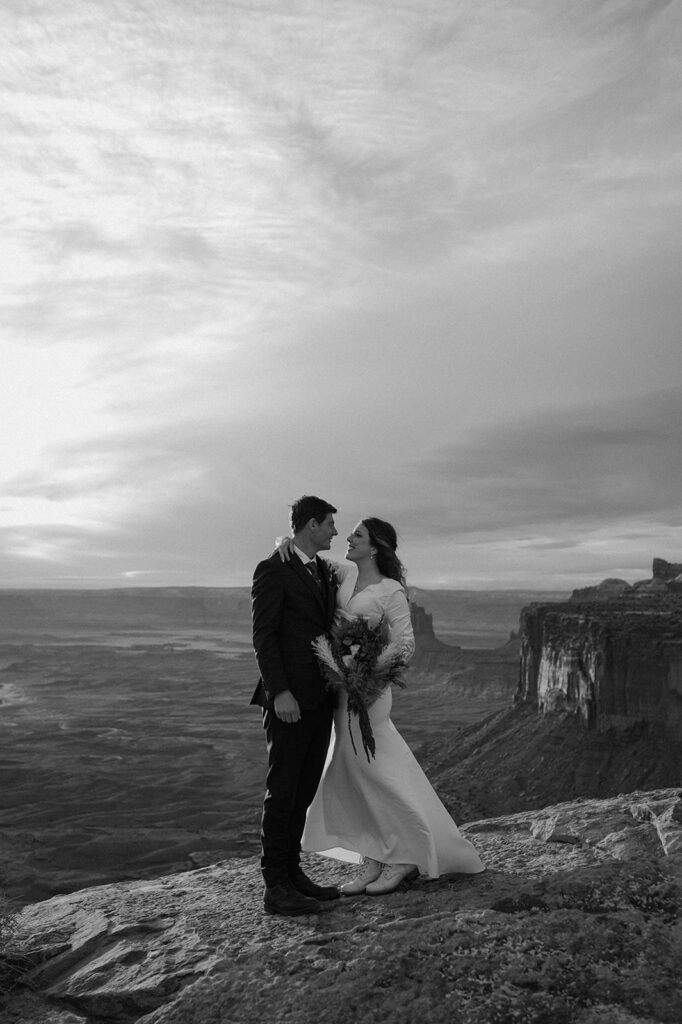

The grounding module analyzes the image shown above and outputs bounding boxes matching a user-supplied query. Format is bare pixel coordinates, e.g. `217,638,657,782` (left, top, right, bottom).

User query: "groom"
251,494,340,916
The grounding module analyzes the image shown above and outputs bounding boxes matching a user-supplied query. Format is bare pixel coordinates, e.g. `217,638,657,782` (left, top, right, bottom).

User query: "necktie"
305,560,322,586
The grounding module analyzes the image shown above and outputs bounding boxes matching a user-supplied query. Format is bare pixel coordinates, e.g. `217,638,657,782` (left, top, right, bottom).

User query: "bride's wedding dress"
302,562,484,878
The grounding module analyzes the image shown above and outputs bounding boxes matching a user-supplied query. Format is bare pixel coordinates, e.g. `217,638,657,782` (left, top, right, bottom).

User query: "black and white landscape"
0,586,557,905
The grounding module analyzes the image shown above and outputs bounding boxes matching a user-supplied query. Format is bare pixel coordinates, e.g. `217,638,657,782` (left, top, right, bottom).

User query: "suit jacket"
250,552,337,710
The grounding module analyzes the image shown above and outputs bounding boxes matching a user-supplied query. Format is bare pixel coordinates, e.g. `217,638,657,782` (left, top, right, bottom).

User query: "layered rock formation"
409,600,520,699
409,600,458,653
569,558,682,602
409,599,465,675
518,560,682,740
653,558,682,583
3,788,681,1024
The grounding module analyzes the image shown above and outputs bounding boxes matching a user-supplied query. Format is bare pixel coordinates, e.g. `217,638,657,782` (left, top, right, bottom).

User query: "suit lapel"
289,554,325,607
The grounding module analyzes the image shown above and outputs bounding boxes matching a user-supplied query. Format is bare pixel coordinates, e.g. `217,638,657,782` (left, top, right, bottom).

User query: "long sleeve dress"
302,561,484,878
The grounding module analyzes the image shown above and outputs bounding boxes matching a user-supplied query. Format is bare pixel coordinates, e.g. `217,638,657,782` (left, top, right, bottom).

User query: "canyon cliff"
517,561,682,742
422,560,682,822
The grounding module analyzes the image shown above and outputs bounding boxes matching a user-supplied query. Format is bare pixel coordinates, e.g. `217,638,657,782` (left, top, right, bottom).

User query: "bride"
280,516,484,895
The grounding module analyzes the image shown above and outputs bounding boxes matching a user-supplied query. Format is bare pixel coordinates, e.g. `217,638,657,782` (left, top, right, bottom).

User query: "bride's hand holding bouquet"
312,611,408,762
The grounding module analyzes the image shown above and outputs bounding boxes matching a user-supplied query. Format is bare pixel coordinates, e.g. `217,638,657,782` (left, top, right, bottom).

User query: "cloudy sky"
2,0,681,590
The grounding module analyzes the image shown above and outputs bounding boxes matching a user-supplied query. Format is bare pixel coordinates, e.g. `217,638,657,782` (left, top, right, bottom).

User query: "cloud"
2,0,681,588
368,390,682,564
2,387,680,589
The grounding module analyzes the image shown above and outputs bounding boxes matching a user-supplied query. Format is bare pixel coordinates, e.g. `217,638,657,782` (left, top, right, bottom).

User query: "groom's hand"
274,689,301,723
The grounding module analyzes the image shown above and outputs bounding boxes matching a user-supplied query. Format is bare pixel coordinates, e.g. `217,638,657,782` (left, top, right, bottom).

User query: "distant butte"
518,557,682,742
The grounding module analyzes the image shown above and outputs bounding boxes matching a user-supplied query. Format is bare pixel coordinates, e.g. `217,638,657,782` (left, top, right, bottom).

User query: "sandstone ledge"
3,788,681,1024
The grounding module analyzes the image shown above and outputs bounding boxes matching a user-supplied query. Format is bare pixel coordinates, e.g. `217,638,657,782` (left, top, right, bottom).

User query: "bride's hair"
362,518,406,588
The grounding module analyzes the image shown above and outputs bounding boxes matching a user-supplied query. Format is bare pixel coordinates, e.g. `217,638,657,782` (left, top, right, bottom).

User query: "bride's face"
346,522,374,562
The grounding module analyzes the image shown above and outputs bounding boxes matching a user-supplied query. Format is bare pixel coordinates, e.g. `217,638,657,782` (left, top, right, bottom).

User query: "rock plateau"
3,788,681,1024
518,560,682,740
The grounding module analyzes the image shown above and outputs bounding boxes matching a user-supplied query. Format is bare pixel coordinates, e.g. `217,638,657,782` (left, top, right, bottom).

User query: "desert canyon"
1,561,680,1023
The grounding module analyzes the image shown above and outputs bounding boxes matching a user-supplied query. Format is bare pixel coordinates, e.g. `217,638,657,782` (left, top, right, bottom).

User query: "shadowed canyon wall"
518,580,682,739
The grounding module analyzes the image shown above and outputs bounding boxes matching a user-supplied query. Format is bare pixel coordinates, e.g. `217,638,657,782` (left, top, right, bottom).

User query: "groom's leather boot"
263,882,321,917
290,869,340,901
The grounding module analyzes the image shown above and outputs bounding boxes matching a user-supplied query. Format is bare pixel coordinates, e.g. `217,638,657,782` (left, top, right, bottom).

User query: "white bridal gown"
302,562,484,878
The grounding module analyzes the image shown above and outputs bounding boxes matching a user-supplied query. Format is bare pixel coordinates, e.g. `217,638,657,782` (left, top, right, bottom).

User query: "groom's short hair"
290,495,337,534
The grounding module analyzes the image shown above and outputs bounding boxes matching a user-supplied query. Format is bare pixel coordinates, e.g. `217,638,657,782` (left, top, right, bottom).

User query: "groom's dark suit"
251,551,337,887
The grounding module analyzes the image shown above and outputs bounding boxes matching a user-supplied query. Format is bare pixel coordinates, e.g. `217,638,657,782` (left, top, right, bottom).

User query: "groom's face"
310,513,337,551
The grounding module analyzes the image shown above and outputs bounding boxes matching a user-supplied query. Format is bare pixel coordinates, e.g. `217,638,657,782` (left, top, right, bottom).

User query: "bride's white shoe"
340,858,383,895
365,862,418,895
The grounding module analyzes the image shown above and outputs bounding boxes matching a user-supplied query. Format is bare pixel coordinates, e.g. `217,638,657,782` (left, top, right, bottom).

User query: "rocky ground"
2,788,680,1024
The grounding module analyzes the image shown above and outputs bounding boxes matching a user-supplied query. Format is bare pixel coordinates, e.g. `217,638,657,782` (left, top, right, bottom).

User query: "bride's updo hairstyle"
362,518,407,588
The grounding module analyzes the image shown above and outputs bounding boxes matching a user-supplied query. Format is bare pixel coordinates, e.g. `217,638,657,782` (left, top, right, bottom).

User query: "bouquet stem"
347,699,376,762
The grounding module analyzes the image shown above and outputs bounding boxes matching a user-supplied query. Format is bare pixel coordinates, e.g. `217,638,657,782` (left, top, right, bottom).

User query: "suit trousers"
260,702,332,887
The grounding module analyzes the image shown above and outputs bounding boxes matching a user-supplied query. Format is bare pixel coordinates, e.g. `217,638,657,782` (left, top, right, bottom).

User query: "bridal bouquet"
312,613,408,762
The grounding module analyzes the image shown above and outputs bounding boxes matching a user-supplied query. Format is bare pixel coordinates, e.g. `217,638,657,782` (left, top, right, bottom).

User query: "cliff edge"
3,788,681,1024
